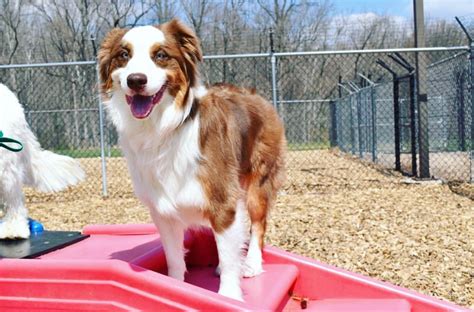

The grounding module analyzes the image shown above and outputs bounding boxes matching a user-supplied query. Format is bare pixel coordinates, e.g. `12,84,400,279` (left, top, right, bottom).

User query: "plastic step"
186,264,299,311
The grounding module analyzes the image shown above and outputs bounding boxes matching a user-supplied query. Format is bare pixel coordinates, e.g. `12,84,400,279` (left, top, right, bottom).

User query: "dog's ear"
162,19,202,86
98,28,127,94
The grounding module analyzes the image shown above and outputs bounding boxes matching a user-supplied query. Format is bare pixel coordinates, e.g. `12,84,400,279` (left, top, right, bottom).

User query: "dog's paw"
242,258,264,278
218,283,243,301
167,268,185,281
0,219,30,239
243,247,264,278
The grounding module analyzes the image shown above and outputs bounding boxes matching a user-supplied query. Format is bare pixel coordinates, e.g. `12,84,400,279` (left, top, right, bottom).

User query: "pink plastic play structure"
0,224,469,311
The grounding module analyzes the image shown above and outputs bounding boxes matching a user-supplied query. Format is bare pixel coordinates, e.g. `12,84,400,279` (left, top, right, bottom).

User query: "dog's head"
98,19,202,120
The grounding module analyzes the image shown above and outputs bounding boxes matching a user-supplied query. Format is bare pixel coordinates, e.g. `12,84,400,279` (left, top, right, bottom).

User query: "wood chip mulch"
23,149,473,308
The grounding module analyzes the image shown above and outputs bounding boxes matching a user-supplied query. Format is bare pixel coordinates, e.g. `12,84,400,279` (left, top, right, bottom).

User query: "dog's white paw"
167,267,185,281
218,283,243,301
243,245,264,278
242,257,264,278
0,219,30,239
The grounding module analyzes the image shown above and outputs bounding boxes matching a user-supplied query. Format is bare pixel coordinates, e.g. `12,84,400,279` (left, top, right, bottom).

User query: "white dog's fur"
0,83,85,239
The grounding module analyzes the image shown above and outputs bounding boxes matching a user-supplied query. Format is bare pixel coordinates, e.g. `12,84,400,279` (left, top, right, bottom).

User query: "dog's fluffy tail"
0,83,85,193
28,142,86,193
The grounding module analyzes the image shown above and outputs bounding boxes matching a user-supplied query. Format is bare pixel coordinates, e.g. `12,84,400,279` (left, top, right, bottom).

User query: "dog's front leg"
150,209,186,281
0,169,29,239
213,200,246,301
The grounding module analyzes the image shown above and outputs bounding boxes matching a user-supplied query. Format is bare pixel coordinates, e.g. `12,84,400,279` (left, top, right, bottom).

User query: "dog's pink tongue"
130,95,154,119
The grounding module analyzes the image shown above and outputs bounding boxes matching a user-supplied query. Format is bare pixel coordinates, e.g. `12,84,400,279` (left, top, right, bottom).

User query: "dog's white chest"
121,116,206,219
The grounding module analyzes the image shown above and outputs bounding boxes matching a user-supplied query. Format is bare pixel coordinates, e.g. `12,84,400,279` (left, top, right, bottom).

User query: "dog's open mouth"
125,84,167,119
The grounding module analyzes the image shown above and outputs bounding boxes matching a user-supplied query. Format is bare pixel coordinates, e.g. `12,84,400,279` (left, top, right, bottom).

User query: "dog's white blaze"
122,25,166,47
118,26,167,96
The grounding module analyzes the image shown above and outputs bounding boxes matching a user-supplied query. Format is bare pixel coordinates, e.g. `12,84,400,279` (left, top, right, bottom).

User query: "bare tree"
0,0,26,64
180,0,212,39
254,0,299,52
94,0,155,29
426,19,466,47
153,0,177,23
33,0,84,62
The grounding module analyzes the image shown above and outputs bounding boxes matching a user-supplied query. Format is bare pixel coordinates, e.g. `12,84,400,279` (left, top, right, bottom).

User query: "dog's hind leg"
243,179,272,278
0,167,29,239
243,135,285,278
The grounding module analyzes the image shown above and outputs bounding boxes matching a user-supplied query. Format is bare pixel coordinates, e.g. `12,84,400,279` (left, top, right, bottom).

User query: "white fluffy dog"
0,83,85,239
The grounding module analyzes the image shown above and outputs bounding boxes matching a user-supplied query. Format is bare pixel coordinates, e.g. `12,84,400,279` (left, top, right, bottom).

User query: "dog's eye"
155,50,168,61
120,50,129,60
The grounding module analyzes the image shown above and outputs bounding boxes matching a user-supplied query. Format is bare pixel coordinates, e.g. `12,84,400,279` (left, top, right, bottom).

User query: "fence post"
470,42,474,182
95,65,108,197
393,78,401,171
414,0,431,178
457,72,466,151
269,28,278,109
350,95,355,155
409,74,418,176
370,85,377,162
329,100,338,147
357,91,363,158
271,54,278,109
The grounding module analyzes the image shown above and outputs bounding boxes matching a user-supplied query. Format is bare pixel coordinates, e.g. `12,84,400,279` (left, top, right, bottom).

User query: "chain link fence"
331,49,472,181
0,62,102,155
0,47,472,197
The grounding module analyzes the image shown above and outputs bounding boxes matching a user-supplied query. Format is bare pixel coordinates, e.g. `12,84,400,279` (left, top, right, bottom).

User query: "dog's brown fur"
98,28,128,92
197,84,286,244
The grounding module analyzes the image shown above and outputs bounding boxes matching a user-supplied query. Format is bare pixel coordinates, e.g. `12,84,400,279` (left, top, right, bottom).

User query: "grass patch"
53,147,122,158
288,141,329,150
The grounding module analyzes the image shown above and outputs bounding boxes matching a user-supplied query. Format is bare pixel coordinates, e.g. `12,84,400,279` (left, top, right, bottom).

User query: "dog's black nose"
127,73,147,91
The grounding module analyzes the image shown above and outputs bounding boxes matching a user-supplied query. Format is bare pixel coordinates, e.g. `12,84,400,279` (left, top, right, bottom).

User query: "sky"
332,0,473,21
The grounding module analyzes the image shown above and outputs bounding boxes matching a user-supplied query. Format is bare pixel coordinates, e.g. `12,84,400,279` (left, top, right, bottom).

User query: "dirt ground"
24,149,473,308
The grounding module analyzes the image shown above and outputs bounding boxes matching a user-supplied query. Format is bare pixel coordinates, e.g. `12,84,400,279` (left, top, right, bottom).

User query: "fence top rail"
26,108,99,113
204,52,271,59
426,50,469,68
279,99,333,103
272,46,469,57
0,60,96,69
204,46,469,59
203,46,469,59
0,46,469,68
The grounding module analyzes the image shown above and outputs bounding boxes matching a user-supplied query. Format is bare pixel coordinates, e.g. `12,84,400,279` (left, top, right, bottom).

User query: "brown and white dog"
98,19,285,301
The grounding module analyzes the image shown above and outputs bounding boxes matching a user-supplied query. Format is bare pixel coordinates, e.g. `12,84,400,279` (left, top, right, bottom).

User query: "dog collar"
0,130,23,152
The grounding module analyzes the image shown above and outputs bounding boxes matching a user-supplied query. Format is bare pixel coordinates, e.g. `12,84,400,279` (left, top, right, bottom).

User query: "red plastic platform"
0,224,469,311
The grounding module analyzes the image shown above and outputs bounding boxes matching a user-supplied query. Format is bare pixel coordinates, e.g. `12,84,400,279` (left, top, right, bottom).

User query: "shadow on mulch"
448,181,474,200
